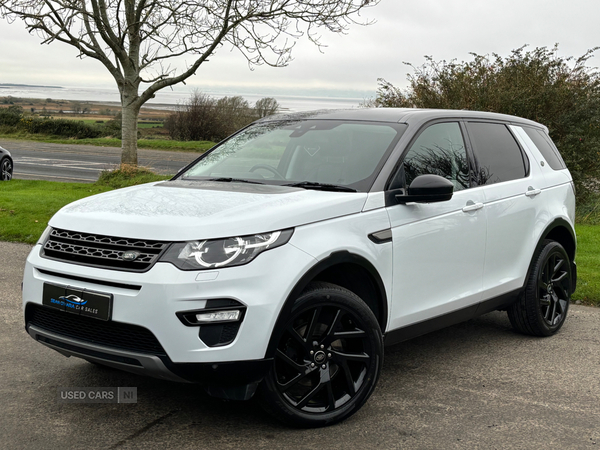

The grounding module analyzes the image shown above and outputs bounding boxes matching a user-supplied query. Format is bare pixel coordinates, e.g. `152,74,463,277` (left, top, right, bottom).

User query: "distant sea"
0,84,367,112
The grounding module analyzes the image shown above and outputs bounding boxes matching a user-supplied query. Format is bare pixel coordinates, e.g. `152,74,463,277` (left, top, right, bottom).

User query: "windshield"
178,119,406,192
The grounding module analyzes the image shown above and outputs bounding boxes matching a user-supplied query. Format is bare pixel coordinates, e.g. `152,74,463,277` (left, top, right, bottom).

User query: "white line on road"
13,172,95,182
13,157,116,172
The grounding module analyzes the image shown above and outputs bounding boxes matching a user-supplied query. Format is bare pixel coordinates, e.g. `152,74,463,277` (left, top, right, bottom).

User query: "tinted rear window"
522,127,566,170
467,122,528,185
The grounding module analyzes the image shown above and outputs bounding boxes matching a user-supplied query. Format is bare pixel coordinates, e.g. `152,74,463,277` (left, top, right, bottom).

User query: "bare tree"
166,90,219,141
254,97,280,118
0,0,378,166
166,91,281,141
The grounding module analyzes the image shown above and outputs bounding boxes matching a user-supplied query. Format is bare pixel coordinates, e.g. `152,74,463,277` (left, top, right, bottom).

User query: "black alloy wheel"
259,282,383,427
508,240,572,336
0,157,12,181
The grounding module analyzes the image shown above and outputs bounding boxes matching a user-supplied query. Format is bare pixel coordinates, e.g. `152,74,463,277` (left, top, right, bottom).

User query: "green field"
1,178,598,306
0,132,215,152
62,119,163,129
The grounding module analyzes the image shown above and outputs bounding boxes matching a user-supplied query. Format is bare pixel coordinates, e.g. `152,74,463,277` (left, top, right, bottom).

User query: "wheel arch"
265,251,388,358
528,217,577,293
540,218,576,262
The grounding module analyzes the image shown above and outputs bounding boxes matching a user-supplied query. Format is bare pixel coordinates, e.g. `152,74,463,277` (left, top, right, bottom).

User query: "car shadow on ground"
20,311,525,447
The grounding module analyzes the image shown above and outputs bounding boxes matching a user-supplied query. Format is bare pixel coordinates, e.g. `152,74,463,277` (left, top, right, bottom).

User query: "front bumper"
23,242,317,368
27,324,272,389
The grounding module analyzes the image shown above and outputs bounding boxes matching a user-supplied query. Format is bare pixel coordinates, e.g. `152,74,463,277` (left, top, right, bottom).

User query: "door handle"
525,187,542,197
462,201,484,212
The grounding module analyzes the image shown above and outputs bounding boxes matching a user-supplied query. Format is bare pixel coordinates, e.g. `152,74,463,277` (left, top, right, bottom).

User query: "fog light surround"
176,300,246,347
176,299,246,327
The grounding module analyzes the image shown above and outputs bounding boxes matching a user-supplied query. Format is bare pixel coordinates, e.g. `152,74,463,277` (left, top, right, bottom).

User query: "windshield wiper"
208,177,264,185
284,181,357,192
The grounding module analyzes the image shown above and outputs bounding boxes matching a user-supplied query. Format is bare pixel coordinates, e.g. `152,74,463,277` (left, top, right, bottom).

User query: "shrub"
368,46,600,202
96,165,170,189
166,91,280,142
166,91,221,141
103,117,122,137
20,117,103,139
0,110,22,126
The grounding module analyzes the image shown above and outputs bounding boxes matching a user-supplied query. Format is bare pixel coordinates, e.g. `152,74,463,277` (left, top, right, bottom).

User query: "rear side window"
522,127,566,170
467,122,528,185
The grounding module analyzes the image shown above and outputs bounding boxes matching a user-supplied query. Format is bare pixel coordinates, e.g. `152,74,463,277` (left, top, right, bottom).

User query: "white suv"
23,108,577,427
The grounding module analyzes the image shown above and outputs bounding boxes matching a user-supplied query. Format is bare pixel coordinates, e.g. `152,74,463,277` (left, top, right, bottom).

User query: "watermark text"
57,387,137,404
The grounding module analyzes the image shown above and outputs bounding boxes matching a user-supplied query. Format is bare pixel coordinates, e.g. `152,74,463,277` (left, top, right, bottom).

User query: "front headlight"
160,229,294,270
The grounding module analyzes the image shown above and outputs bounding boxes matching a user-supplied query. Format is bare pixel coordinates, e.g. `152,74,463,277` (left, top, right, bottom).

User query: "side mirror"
395,174,454,204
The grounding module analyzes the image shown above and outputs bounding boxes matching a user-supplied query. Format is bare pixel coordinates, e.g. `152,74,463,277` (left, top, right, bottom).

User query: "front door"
386,122,487,330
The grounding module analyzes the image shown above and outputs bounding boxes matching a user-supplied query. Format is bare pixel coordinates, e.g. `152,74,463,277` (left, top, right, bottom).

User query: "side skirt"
383,288,521,347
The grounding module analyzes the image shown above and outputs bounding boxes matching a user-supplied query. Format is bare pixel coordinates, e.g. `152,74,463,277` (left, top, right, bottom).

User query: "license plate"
42,283,113,321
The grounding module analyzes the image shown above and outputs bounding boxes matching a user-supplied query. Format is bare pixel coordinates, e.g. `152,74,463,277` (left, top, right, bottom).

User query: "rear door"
464,121,544,300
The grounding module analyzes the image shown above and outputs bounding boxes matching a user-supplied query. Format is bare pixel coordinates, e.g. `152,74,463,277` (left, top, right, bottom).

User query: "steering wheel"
249,164,285,180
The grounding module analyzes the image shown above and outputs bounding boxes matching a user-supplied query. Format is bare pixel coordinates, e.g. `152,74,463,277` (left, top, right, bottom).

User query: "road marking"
13,156,115,172
13,172,95,182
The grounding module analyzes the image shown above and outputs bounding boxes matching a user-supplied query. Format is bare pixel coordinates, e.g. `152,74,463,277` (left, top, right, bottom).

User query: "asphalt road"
0,139,199,183
1,241,599,449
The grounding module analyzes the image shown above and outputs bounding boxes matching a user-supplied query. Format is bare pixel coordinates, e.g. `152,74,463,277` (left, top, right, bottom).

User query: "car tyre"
259,281,383,427
0,157,12,181
508,240,572,336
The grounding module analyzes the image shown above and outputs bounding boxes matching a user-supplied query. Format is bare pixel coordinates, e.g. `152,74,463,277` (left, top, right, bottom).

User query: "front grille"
41,228,170,272
26,304,166,355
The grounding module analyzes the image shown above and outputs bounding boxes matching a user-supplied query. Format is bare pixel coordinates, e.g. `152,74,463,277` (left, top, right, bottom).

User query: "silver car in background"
0,146,13,181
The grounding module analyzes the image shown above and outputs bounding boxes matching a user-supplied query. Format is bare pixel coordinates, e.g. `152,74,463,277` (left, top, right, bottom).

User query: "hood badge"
122,251,141,261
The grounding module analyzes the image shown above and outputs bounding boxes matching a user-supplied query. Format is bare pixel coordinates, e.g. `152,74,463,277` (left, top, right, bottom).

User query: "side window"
394,122,470,191
467,122,527,185
522,126,566,170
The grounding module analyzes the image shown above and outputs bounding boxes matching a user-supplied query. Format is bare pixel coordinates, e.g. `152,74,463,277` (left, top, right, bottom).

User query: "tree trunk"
120,89,140,166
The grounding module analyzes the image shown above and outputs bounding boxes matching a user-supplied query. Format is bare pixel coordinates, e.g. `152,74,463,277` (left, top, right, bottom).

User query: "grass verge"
0,132,215,153
572,224,600,306
0,168,171,243
0,180,113,244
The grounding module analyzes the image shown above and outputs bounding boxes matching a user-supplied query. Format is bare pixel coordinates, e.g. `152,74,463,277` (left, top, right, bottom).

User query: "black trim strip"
37,335,143,366
384,288,522,346
384,305,478,346
368,229,393,244
37,269,142,291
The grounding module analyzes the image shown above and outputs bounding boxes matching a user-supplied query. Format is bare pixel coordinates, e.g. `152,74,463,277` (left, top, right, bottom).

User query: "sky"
0,0,599,102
